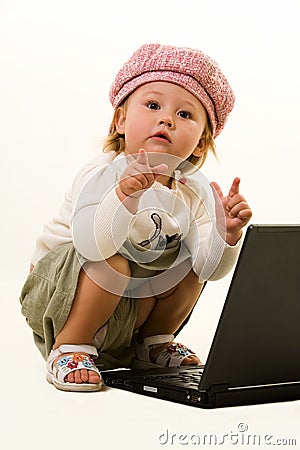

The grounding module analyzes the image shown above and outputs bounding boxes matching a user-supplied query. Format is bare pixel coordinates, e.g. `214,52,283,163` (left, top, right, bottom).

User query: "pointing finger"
210,181,224,199
228,177,240,198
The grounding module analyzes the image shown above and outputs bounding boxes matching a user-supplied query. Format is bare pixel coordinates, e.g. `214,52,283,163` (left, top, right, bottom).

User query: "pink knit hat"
109,44,235,138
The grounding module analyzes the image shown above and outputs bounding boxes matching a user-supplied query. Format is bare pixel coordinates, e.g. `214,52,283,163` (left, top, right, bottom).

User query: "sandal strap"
46,344,98,371
52,353,100,383
143,334,174,348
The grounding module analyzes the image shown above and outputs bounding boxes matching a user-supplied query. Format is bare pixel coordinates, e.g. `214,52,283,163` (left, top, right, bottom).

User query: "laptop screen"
200,225,300,390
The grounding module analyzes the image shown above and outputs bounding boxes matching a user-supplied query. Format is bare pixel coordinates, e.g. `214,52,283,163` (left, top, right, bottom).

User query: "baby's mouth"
151,131,171,143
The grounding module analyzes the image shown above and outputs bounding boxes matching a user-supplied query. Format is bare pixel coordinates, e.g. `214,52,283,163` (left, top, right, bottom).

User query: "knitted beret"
109,44,235,138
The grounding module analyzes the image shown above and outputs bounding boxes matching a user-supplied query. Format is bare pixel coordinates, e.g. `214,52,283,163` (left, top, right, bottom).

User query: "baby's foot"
150,342,201,366
53,352,101,384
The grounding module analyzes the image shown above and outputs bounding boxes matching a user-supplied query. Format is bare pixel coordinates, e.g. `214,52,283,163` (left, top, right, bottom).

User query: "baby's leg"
135,267,204,365
52,254,131,384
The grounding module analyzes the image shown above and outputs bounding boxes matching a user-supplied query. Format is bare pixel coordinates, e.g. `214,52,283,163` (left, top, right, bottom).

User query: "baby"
20,44,252,392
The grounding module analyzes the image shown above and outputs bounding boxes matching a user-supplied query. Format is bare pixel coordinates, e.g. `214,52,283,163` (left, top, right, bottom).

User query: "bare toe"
66,372,75,383
89,371,101,384
182,355,201,366
74,370,83,384
80,369,89,383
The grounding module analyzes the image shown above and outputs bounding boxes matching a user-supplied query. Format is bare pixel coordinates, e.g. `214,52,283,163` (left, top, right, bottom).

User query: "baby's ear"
114,107,126,134
192,140,203,157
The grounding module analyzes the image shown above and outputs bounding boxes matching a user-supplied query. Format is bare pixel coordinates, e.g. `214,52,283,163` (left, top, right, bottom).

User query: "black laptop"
101,225,300,408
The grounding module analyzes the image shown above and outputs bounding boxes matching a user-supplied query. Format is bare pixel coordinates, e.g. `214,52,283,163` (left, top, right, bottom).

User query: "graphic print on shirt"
138,213,182,250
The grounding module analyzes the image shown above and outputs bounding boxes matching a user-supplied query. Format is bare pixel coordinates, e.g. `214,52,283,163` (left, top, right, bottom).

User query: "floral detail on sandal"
67,360,78,369
73,353,84,362
82,357,94,369
57,356,69,367
55,354,96,371
166,343,193,357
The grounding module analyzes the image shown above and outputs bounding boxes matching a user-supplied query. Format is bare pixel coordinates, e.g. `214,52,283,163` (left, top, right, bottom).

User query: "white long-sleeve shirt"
32,151,240,282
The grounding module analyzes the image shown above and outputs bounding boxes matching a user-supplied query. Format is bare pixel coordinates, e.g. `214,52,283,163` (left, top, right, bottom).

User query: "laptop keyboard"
143,367,204,388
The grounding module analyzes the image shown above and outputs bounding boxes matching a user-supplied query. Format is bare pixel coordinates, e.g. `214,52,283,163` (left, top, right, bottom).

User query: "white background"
1,0,299,449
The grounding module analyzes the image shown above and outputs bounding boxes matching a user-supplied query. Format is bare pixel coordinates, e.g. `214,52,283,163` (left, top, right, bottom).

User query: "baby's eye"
178,110,191,119
146,101,160,110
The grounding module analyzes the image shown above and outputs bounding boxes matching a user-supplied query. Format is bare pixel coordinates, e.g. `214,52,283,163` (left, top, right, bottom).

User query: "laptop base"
101,367,300,408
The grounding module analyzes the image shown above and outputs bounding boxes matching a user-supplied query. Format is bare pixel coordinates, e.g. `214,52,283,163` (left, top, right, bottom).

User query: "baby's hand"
210,178,252,246
118,149,167,198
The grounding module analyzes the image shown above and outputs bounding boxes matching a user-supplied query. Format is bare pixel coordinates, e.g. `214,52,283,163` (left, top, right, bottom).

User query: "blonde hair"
103,104,216,170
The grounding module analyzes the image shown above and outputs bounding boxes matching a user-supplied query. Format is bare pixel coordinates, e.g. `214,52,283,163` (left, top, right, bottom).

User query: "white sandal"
46,344,103,392
133,334,198,368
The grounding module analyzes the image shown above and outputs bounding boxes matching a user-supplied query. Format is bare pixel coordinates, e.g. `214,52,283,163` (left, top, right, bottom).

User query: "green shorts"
19,243,139,370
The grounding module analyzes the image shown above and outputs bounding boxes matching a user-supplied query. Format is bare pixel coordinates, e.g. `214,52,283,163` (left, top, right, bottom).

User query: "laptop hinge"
208,383,230,393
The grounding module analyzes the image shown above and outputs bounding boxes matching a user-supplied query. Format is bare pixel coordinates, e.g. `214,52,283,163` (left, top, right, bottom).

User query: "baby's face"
115,81,207,167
